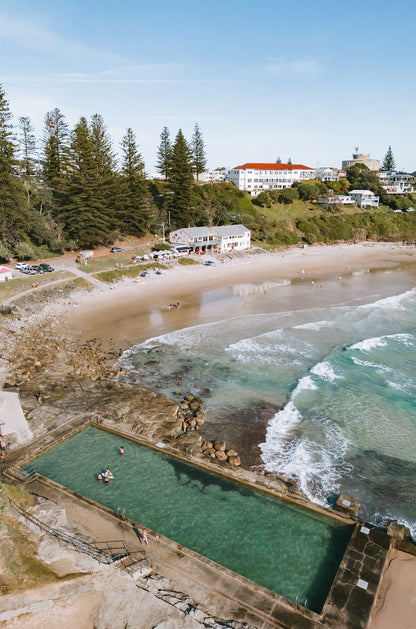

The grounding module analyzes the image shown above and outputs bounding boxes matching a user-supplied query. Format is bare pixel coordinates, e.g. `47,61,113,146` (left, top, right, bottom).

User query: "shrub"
152,242,171,251
14,242,35,261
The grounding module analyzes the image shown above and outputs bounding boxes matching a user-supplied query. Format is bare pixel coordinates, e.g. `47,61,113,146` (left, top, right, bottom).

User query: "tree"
346,163,380,193
18,116,37,176
169,129,194,227
275,157,282,163
59,117,113,246
382,146,396,172
0,83,28,244
287,157,292,165
190,123,207,180
42,108,68,191
155,126,172,179
117,128,151,236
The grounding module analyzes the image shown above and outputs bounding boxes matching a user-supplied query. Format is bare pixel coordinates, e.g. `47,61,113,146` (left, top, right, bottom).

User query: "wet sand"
66,242,416,349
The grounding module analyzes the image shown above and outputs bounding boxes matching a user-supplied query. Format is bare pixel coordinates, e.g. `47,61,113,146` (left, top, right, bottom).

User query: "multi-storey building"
349,190,379,208
314,167,347,182
169,225,251,253
228,163,314,195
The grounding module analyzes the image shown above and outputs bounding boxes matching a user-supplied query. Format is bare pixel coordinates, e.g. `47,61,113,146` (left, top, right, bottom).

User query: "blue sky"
1,0,415,172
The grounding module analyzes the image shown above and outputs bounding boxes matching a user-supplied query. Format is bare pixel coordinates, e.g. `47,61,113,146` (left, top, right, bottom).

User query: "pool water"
26,426,352,612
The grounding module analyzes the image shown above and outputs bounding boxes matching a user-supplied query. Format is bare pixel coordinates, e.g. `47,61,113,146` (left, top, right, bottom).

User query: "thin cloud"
266,58,321,78
0,12,124,63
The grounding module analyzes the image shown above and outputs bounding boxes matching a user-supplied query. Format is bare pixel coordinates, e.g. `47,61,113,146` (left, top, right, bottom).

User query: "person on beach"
141,529,149,545
119,446,124,455
35,392,42,404
0,440,6,456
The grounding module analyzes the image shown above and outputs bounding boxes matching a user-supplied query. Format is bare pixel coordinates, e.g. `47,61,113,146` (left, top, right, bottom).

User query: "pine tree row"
0,82,208,254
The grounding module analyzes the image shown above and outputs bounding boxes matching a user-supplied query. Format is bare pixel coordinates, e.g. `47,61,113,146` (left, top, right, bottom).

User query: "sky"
1,0,415,173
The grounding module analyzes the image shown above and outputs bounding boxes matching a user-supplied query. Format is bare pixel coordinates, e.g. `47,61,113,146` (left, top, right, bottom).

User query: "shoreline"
1,241,416,628
65,241,416,348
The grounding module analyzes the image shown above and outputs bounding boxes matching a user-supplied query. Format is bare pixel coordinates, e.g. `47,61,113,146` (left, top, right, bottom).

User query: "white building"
314,167,347,182
377,171,414,194
169,225,251,253
349,190,379,208
228,163,314,195
317,195,354,208
0,267,12,282
196,169,227,183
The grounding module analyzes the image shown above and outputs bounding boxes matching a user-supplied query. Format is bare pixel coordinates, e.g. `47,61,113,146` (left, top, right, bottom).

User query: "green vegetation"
79,246,149,273
178,257,200,265
0,270,73,301
94,262,166,283
1,80,415,256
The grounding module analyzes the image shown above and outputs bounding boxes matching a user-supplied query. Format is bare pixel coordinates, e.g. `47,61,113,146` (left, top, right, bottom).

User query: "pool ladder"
295,595,308,610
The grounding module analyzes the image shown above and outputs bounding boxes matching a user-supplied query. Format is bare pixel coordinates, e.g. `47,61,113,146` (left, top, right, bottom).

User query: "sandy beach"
65,242,416,348
2,240,416,629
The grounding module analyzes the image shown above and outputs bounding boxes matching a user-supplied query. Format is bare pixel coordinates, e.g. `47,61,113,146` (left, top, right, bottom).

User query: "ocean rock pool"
25,425,353,612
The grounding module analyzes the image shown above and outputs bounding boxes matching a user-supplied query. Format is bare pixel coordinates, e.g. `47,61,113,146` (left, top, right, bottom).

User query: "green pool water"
25,426,352,612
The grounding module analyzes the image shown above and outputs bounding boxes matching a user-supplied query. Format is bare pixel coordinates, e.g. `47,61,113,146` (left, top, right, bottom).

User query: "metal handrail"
8,498,131,564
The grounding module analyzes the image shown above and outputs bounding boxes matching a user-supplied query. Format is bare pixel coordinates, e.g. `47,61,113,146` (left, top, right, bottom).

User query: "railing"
8,498,132,564
3,464,34,481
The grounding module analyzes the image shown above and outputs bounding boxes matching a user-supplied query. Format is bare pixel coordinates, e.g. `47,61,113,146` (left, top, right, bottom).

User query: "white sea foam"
349,337,388,352
293,320,333,331
311,361,342,382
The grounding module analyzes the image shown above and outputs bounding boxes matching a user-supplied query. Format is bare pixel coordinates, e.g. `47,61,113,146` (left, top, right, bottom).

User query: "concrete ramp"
0,391,34,447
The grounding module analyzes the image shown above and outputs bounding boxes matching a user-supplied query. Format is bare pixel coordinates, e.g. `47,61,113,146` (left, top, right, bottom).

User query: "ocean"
121,267,416,537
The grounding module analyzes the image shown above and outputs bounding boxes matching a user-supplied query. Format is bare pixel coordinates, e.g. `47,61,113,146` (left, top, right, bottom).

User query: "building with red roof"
0,267,12,282
228,162,314,196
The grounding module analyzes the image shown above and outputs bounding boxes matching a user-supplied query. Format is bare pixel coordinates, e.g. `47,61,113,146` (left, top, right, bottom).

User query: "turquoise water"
122,275,416,537
26,425,352,612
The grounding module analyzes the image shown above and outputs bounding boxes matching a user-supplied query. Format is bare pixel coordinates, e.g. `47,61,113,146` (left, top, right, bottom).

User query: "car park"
38,263,54,272
110,247,124,253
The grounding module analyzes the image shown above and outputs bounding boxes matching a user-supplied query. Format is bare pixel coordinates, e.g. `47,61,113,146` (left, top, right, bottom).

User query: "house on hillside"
314,167,347,182
228,163,314,195
377,171,414,194
349,190,379,208
0,267,12,282
317,195,354,208
169,225,251,253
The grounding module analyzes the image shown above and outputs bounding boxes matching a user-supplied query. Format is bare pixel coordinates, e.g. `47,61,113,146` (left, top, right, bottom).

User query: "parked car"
30,265,46,274
21,266,38,275
38,263,54,272
16,262,29,271
110,247,124,253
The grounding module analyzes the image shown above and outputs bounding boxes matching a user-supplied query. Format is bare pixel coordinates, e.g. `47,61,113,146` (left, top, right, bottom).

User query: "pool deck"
2,418,396,629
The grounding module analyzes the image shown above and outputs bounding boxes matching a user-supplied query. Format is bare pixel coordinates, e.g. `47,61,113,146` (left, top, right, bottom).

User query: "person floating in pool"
119,446,124,455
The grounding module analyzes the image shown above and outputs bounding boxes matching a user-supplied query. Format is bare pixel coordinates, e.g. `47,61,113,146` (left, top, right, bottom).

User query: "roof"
174,227,217,238
0,267,12,274
232,163,313,171
214,224,250,236
349,190,376,194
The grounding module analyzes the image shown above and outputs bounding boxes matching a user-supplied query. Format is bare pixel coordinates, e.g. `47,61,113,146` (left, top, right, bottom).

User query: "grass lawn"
94,261,168,283
0,270,74,302
80,245,152,273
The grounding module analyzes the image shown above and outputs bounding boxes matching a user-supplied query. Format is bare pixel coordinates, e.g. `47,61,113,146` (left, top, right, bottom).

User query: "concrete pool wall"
4,417,392,628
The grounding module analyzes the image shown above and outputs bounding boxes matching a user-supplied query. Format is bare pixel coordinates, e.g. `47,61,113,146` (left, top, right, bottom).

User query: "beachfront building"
314,167,347,182
228,163,314,196
0,267,12,282
342,148,380,172
317,195,355,208
169,225,251,253
349,190,380,208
